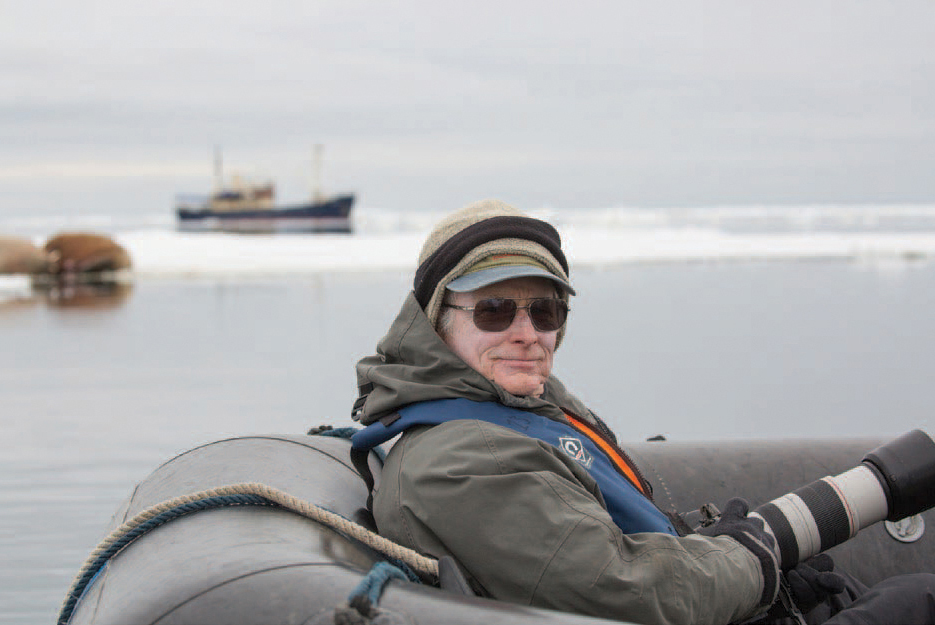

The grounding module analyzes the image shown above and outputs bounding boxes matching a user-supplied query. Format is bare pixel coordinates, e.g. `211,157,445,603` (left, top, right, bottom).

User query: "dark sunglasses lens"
473,299,517,332
529,299,567,331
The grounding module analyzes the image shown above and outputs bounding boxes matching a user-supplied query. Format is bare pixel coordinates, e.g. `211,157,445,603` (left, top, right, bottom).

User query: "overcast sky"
2,1,934,216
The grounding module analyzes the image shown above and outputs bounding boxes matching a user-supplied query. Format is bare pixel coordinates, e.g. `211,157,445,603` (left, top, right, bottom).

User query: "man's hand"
786,554,847,614
697,498,780,608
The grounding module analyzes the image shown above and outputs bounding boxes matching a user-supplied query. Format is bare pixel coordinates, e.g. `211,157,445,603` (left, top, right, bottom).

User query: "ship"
176,146,354,234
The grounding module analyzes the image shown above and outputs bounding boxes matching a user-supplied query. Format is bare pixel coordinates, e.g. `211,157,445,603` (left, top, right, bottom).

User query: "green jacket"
354,293,766,625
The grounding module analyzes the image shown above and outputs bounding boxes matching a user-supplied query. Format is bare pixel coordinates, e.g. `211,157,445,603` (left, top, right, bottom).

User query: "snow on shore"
3,205,935,281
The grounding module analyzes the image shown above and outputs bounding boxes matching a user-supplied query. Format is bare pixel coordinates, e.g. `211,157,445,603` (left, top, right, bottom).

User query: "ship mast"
312,144,323,202
213,146,223,193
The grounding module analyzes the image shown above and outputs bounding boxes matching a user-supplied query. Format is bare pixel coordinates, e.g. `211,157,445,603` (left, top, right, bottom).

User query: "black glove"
697,498,780,608
786,553,847,614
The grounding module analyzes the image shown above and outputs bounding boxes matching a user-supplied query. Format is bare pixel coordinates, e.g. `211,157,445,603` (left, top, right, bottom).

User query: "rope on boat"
311,425,362,439
347,562,407,617
308,425,387,462
57,482,439,625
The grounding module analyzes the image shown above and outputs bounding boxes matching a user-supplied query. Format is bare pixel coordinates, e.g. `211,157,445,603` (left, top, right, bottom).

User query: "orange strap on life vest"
563,412,648,497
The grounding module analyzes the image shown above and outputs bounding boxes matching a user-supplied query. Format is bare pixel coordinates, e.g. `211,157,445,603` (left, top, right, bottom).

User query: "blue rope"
347,561,409,614
316,426,361,440
381,556,420,584
310,425,386,462
58,493,274,625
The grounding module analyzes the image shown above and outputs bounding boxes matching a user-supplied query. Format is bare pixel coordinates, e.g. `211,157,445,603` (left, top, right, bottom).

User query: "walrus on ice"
44,233,132,275
0,235,49,275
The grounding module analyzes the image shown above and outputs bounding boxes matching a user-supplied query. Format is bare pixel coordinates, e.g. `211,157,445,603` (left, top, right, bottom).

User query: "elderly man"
350,200,934,625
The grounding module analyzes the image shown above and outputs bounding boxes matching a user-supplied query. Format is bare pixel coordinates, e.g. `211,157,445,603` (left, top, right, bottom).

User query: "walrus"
0,235,49,274
44,233,132,275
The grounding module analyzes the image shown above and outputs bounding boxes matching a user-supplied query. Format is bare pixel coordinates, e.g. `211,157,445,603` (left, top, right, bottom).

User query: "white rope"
63,482,439,615
236,482,439,576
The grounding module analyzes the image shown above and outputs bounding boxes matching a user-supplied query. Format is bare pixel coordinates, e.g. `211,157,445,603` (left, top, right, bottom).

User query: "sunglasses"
443,297,569,332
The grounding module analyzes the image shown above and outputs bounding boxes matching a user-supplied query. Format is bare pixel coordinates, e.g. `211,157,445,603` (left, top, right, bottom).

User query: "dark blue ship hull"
177,194,354,233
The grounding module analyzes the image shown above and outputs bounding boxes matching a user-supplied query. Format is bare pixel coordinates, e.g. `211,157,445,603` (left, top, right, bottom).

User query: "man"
351,199,934,625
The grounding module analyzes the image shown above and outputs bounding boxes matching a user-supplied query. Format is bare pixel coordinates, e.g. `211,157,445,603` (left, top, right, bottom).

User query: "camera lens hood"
863,429,935,521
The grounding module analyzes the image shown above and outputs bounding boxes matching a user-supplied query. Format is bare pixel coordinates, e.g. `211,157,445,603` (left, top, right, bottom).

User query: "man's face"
441,277,559,398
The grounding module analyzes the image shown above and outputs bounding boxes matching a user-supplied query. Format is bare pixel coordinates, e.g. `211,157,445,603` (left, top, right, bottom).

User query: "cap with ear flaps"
413,199,574,334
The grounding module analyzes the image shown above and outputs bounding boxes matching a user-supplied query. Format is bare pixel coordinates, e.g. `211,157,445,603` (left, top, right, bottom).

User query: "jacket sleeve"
373,420,765,625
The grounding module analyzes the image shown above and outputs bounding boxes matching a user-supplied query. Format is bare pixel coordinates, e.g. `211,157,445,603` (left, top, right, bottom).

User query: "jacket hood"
353,292,595,426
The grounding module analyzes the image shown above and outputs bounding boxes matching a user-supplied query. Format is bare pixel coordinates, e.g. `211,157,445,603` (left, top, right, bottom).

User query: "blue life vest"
351,398,678,536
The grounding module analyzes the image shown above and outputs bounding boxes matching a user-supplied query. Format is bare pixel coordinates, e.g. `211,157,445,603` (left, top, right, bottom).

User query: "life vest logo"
558,437,593,469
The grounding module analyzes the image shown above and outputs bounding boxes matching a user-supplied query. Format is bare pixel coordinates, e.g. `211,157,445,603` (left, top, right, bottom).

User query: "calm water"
2,260,934,623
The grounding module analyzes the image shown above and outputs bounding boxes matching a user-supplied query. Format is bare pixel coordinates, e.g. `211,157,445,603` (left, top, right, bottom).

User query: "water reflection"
35,279,133,309
0,277,133,311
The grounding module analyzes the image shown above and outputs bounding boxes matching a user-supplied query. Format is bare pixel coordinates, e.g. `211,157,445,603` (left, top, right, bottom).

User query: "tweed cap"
414,199,574,335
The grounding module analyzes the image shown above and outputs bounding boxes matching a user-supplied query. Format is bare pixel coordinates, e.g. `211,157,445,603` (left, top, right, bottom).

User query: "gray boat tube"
64,433,935,625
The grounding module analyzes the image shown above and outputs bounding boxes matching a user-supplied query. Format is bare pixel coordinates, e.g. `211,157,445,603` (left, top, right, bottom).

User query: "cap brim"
446,265,576,295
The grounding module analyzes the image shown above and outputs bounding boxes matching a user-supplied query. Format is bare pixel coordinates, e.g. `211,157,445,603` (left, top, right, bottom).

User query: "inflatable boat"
59,431,935,625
